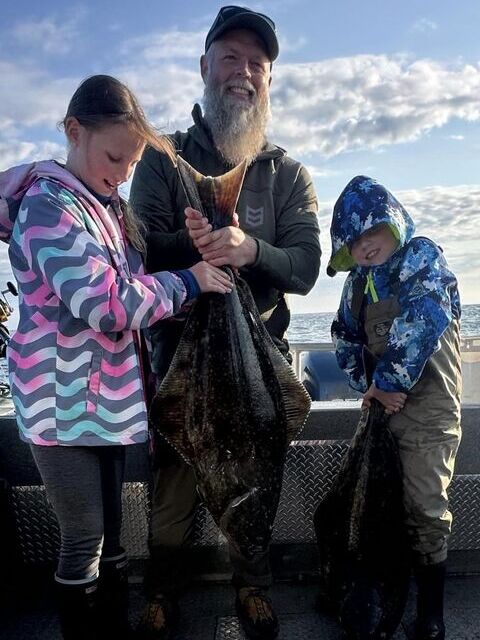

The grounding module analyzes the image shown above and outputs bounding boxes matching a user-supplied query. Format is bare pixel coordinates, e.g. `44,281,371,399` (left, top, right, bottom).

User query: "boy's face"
350,224,399,267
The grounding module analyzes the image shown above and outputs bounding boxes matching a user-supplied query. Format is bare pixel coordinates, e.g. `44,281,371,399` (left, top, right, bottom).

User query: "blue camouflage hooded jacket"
328,175,461,393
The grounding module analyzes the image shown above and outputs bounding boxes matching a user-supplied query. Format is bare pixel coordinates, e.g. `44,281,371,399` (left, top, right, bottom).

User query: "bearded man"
131,6,321,639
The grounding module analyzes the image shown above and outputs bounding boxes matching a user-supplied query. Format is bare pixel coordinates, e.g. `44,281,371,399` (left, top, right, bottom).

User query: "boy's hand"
363,383,407,415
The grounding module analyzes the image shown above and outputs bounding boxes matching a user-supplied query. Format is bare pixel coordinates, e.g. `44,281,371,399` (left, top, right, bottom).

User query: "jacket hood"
187,103,285,162
0,160,116,242
327,175,415,276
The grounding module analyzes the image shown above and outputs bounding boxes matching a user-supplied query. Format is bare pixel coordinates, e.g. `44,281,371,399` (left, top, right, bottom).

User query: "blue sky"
1,0,480,318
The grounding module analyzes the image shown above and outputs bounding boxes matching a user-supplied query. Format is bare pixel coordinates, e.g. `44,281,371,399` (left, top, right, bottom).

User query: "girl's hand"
188,261,233,294
362,383,407,415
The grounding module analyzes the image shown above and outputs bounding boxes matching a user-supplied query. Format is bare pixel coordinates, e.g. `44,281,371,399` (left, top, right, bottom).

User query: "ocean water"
289,303,480,343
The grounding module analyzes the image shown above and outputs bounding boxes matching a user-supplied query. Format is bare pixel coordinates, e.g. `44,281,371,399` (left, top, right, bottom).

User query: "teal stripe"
52,263,93,291
58,421,122,442
57,403,145,422
57,379,87,397
56,403,88,420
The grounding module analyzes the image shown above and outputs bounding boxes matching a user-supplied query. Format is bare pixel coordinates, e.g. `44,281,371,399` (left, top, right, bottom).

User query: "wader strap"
351,275,366,322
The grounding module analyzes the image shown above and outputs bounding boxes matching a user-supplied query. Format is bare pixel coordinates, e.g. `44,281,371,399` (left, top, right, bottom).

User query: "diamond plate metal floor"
1,576,480,639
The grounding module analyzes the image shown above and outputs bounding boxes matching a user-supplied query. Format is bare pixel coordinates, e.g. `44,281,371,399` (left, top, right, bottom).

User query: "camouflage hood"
327,175,415,276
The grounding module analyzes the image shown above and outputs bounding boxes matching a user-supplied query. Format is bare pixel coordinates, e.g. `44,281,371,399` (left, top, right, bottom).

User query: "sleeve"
245,162,321,295
130,145,201,271
17,185,188,333
373,239,458,392
331,274,368,392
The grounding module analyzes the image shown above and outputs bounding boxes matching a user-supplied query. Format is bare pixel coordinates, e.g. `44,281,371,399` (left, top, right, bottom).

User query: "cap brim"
207,13,279,61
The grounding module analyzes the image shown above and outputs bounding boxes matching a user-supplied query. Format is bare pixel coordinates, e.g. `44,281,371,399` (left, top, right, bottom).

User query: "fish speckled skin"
149,158,311,558
314,400,411,639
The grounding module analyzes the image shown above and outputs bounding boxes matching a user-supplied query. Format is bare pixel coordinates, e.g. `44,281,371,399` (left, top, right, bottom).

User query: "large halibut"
149,156,311,558
314,399,411,639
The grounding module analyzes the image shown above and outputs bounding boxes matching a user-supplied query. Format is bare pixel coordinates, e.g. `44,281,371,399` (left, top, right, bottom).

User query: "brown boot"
136,593,178,640
235,587,279,639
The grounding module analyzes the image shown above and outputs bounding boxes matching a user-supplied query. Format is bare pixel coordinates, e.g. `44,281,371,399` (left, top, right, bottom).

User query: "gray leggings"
30,444,125,581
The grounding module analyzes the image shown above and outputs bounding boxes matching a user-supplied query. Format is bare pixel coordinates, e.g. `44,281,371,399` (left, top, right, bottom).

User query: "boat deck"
1,574,479,639
2,397,480,638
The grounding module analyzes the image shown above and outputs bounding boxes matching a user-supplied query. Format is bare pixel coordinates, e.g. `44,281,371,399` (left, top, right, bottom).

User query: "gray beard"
202,83,271,167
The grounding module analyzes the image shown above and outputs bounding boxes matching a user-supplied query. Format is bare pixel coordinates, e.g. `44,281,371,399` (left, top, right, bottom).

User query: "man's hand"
185,207,257,268
363,383,407,415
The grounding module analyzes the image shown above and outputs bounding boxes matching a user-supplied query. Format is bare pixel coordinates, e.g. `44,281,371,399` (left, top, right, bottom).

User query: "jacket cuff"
248,238,291,282
249,238,261,268
172,269,201,301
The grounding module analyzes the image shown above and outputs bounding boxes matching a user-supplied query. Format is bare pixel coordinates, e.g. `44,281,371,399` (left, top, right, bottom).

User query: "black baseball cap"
205,5,279,61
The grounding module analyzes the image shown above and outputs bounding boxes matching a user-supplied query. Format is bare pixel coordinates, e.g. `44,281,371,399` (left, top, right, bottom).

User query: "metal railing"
290,336,480,404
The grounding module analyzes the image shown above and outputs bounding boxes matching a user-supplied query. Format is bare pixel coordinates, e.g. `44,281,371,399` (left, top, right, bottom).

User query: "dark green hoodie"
130,104,321,372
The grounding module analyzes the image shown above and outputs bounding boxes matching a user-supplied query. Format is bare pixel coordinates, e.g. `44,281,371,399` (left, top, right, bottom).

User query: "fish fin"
149,303,201,464
236,277,311,442
176,155,247,229
177,155,206,215
206,160,246,229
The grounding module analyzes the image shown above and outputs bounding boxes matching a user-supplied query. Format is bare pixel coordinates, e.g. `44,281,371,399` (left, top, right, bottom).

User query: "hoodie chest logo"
409,279,426,300
374,321,392,337
245,205,264,228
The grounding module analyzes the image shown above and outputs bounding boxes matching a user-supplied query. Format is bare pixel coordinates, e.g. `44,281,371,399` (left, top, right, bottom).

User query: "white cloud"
305,165,338,179
270,55,480,156
2,49,480,161
113,53,480,158
449,134,465,141
117,64,203,130
398,184,480,288
411,18,438,34
121,30,205,61
12,15,83,55
0,61,75,130
278,34,307,54
0,140,65,171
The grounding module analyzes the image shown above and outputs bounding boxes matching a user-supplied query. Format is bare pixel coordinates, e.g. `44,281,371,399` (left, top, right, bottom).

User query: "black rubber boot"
55,578,99,640
97,554,132,639
414,561,446,640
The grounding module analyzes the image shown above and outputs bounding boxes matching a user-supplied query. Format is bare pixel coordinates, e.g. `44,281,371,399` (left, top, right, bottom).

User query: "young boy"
328,175,462,640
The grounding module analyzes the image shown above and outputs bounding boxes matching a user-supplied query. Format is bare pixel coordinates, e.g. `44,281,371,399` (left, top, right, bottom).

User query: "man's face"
201,29,271,110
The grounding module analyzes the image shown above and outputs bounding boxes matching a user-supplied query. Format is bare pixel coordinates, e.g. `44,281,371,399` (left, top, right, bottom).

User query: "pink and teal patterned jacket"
0,160,187,447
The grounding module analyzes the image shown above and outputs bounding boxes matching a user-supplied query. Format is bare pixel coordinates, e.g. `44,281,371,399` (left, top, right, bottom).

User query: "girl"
0,74,232,639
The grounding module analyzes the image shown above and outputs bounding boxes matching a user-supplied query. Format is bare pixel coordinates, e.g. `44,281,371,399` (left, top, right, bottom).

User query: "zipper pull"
364,270,379,303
